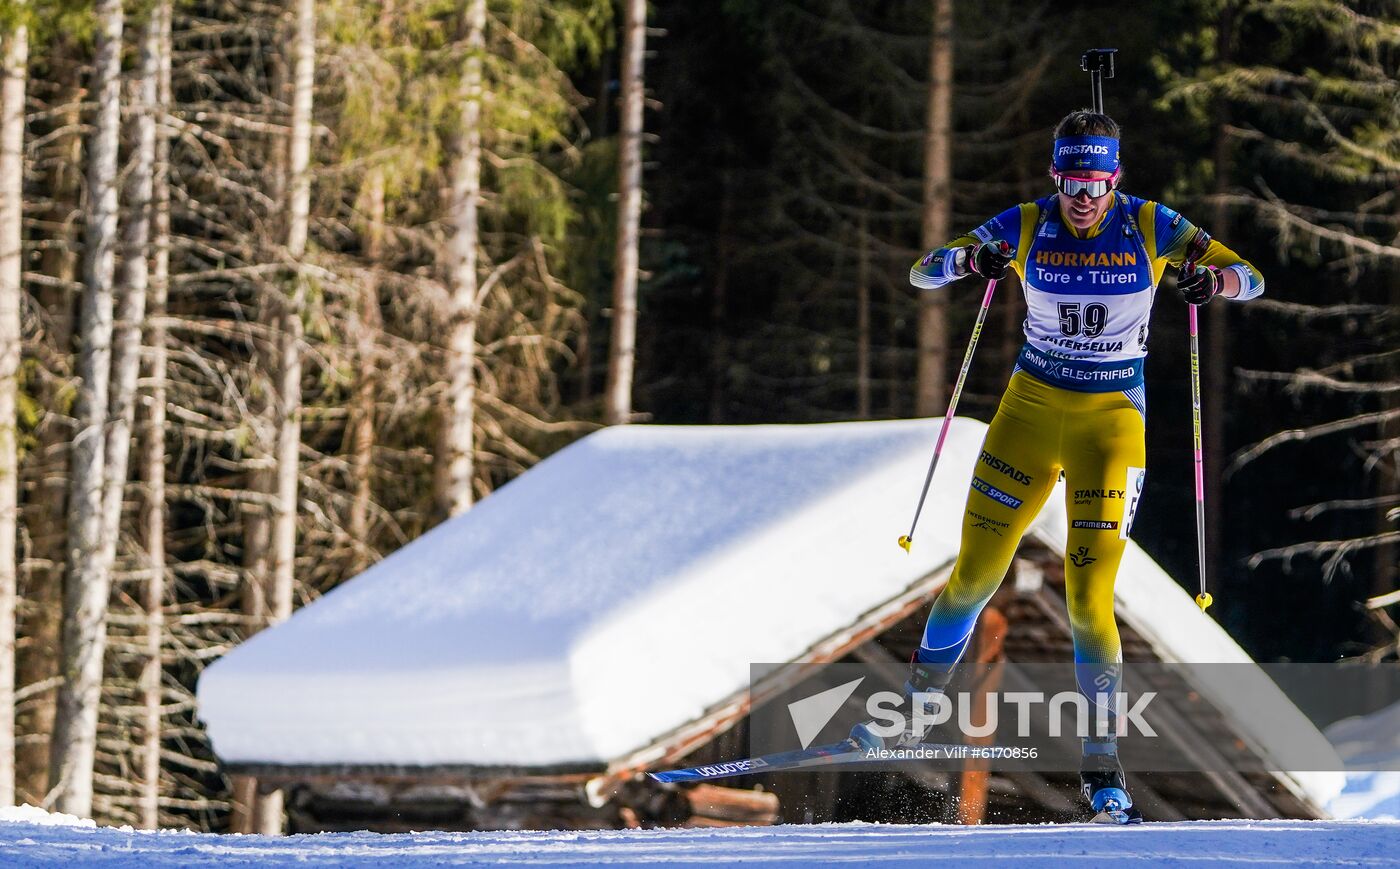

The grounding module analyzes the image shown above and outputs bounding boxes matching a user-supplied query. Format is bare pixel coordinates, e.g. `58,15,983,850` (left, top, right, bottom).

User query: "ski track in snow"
2,819,1400,867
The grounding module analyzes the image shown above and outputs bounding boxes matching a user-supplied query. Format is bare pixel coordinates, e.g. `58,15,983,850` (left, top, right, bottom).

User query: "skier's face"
1056,169,1116,230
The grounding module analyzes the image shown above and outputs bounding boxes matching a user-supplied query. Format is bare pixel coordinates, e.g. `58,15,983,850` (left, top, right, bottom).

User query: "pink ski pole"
1183,228,1213,611
898,250,1005,553
1188,303,1211,611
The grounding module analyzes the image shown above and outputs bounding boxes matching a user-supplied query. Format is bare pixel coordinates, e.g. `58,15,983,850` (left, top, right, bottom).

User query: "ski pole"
898,246,1007,553
1188,304,1211,612
1183,229,1213,612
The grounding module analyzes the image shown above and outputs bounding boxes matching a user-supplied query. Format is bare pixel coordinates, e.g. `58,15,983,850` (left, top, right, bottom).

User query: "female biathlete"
851,110,1264,821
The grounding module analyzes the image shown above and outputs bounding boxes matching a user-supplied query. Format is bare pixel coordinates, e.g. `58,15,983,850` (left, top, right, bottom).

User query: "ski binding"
1089,787,1142,825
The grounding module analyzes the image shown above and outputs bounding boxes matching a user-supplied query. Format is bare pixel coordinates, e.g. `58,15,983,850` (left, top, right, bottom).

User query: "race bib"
1120,466,1146,540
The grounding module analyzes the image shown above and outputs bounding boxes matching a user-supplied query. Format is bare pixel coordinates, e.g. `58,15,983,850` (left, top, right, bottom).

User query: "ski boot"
1080,741,1143,825
849,659,955,752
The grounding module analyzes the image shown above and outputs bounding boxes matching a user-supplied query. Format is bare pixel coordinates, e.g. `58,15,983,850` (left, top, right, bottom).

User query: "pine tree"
441,0,487,516
51,0,122,818
1165,0,1400,653
135,0,172,829
915,0,953,418
604,0,646,426
664,0,1048,424
0,0,28,808
15,24,83,811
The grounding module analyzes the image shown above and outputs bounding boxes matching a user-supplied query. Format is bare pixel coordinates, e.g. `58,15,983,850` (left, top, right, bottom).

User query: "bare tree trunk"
708,169,732,424
439,0,486,518
349,169,384,570
138,0,172,829
915,0,953,418
254,0,316,835
102,0,163,637
1003,102,1032,373
0,5,28,809
886,214,902,417
227,776,258,834
1376,270,1400,604
229,455,270,834
576,325,593,404
1205,1,1234,581
578,32,608,408
283,0,315,266
604,0,646,426
856,206,871,420
51,0,123,818
17,65,82,807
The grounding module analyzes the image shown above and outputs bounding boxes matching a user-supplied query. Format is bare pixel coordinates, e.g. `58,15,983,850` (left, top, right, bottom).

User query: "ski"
648,737,971,784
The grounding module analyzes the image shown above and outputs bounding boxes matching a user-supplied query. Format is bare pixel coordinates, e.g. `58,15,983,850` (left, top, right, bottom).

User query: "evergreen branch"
1236,369,1400,394
1247,530,1400,582
1227,408,1400,475
1291,494,1400,522
1305,102,1400,173
1218,184,1400,262
1244,299,1396,319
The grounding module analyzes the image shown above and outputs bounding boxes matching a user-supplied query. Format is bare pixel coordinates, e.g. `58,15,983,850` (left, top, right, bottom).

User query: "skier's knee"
1064,577,1114,622
1066,593,1120,662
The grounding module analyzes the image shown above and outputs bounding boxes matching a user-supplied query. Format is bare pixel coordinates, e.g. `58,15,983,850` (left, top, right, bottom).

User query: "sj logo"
1069,546,1097,568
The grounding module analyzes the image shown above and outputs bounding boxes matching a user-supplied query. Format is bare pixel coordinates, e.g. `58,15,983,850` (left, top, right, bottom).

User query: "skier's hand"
964,240,1012,280
1178,263,1222,306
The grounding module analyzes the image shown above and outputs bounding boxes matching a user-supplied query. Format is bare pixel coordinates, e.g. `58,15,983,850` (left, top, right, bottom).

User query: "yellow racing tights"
918,371,1147,681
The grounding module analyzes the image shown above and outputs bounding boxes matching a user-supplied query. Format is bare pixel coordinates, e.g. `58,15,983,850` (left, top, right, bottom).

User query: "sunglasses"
1051,167,1121,199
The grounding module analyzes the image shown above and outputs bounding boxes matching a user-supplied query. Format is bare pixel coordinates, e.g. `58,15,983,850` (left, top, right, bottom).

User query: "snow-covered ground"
1325,699,1400,822
1333,773,1400,822
1,808,1398,867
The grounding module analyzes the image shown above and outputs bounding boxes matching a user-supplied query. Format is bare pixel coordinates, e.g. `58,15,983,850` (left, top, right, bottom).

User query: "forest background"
0,0,1393,837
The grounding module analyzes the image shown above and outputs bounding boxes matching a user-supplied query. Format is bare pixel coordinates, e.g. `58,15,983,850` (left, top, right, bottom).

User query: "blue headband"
1052,135,1120,173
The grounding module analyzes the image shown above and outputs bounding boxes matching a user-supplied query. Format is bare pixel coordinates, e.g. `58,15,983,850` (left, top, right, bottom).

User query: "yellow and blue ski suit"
910,192,1263,680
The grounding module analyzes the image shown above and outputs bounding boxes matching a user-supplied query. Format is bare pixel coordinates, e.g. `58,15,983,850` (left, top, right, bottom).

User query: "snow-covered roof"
196,418,1341,808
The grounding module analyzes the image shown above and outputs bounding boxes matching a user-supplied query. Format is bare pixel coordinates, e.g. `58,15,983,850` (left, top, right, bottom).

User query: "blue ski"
648,738,970,784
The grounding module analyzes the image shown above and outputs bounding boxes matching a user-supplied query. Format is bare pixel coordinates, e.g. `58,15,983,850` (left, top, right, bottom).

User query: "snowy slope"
1,809,1398,867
